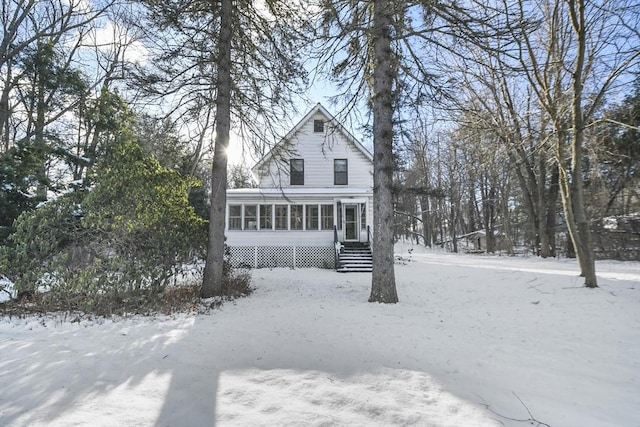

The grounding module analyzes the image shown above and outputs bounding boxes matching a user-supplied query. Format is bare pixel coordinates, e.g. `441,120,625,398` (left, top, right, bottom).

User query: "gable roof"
252,103,373,173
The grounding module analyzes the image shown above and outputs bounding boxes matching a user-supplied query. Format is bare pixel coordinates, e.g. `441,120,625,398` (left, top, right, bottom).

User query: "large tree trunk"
369,0,398,304
449,195,458,253
504,141,540,254
535,157,562,258
420,195,431,247
202,0,232,298
487,182,497,253
567,0,597,287
545,165,560,257
538,152,551,258
34,41,49,201
0,60,11,153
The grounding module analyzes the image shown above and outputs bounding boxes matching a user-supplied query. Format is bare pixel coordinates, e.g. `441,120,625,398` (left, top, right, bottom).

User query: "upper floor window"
314,120,324,133
290,159,304,185
334,159,348,185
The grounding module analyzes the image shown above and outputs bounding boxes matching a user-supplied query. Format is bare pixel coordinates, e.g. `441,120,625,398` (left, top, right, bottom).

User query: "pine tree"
134,0,310,297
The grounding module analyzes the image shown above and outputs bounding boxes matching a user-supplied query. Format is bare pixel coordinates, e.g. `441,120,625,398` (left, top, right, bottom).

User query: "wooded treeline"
393,75,640,259
391,1,639,269
0,0,638,308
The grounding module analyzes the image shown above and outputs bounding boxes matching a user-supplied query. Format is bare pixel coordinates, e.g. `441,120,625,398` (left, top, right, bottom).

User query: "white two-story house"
225,103,373,270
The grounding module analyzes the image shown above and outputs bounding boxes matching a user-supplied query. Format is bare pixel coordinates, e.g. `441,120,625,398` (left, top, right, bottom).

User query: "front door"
344,204,359,241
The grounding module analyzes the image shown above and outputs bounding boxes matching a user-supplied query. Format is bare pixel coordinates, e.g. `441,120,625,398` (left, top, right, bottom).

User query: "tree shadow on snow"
152,269,500,426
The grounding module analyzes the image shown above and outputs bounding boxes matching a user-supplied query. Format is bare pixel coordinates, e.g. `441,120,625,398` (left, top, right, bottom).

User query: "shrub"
0,133,207,315
221,270,253,298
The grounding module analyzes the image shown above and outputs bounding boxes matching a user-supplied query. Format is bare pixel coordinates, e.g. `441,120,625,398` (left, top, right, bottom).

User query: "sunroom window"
291,205,303,230
228,205,241,230
321,204,334,230
306,204,319,230
244,205,257,230
275,205,288,230
259,204,272,230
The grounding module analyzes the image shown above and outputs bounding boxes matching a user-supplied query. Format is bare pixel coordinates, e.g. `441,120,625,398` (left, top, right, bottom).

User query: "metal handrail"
367,225,372,253
334,225,340,270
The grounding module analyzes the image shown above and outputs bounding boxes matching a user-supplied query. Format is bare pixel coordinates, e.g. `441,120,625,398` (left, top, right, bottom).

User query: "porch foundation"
228,245,336,269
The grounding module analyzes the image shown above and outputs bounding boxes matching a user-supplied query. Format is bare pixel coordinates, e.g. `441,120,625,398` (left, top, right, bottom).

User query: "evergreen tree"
134,0,310,297
1,100,206,313
315,0,505,302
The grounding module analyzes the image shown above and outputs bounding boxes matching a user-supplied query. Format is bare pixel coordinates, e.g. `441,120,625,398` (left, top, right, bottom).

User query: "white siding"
255,112,373,189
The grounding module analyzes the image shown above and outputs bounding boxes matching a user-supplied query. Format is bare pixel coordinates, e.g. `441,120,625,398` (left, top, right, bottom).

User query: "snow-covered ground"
1,245,638,426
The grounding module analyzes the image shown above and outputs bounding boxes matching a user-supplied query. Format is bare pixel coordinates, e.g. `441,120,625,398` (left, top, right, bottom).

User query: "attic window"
313,120,324,133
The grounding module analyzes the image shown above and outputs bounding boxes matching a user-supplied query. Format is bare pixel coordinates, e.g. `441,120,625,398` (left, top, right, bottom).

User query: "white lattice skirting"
228,246,336,269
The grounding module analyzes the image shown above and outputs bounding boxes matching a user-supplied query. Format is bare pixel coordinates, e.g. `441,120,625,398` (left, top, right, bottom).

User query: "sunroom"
225,188,372,269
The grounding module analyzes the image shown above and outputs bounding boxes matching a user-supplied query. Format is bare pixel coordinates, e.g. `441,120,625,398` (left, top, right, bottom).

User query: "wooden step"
337,242,372,272
337,266,372,272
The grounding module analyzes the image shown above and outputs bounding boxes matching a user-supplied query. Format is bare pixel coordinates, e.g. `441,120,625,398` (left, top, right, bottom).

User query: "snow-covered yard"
1,246,638,426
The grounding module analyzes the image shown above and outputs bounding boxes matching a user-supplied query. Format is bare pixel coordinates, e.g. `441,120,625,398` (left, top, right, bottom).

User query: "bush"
221,270,253,298
0,133,207,315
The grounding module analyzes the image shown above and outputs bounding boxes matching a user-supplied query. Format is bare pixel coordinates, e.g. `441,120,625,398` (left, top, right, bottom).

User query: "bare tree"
438,0,638,278
0,0,128,233
510,0,640,287
0,0,113,153
445,44,561,257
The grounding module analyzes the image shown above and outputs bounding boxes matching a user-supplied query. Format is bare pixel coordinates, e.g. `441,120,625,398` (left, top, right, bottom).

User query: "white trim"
342,203,360,241
228,187,372,196
337,197,368,205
